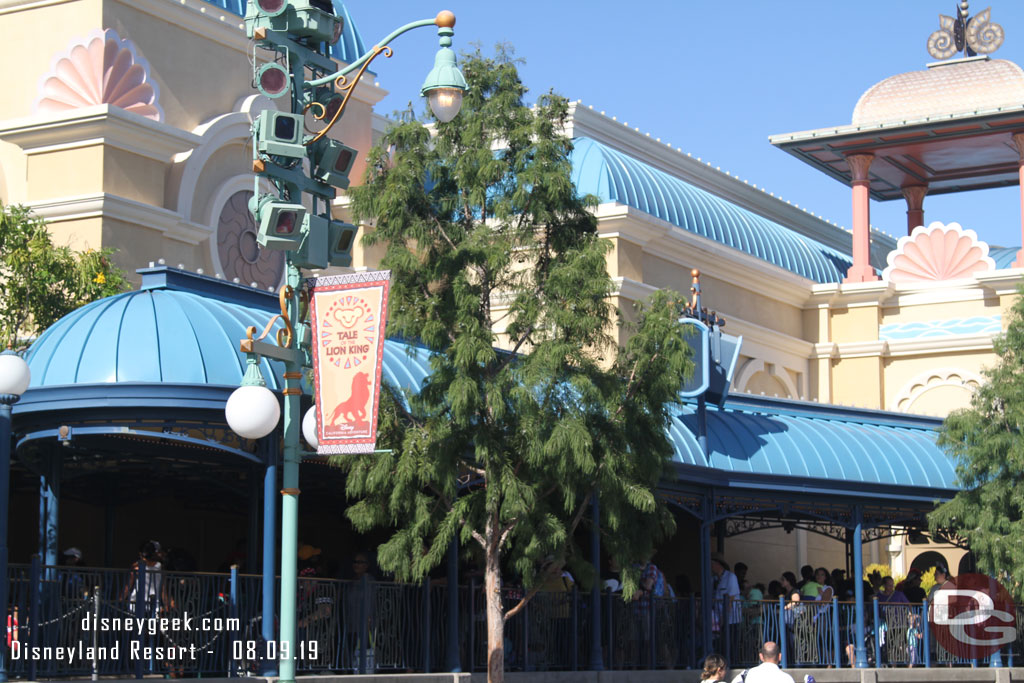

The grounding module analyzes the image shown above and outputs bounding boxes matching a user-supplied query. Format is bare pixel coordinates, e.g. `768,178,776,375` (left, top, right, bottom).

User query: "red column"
901,184,927,236
844,153,879,283
1013,134,1024,268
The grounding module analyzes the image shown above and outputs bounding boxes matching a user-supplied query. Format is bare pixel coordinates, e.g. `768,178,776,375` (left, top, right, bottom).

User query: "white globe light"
302,406,319,449
225,385,280,439
0,353,31,397
427,87,463,123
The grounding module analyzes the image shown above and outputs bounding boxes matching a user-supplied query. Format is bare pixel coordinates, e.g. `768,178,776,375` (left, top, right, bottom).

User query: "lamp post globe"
0,351,30,397
301,406,318,449
225,385,280,439
426,88,463,123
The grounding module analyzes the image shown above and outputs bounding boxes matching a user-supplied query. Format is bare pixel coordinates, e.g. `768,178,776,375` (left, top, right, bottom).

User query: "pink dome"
852,58,1024,126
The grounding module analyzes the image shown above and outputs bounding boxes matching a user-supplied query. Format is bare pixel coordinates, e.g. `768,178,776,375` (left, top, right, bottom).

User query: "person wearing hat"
902,569,926,603
711,552,741,658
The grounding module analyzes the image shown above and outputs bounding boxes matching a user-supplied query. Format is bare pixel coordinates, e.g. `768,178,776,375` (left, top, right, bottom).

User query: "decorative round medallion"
216,190,284,289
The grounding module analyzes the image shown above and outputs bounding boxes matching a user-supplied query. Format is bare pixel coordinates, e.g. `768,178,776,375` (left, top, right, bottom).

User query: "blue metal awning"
667,395,954,499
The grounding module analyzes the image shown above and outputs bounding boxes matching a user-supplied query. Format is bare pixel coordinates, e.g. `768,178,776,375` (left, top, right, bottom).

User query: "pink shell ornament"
35,29,161,121
883,222,995,283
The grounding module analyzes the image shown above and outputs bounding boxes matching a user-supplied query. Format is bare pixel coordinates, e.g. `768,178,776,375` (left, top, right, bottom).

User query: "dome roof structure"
201,0,367,64
25,267,433,394
852,58,1024,126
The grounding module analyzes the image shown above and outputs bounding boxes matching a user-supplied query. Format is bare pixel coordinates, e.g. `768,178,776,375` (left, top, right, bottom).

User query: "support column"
0,399,15,683
852,505,868,668
699,496,714,657
261,435,279,676
37,456,60,570
589,495,603,670
901,184,928,235
1013,134,1024,268
844,154,879,283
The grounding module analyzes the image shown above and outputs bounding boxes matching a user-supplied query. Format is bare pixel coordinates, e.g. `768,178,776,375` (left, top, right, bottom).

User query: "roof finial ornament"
928,2,1004,60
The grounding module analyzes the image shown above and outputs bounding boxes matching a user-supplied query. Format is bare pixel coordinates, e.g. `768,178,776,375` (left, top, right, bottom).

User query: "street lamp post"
225,9,466,683
0,350,31,683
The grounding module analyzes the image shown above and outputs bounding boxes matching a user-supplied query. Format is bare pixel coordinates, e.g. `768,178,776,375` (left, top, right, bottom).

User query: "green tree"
340,49,692,682
0,202,130,349
930,284,1024,597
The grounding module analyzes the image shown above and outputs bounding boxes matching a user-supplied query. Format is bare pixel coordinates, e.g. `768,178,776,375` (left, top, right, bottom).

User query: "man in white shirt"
735,641,796,683
711,552,741,654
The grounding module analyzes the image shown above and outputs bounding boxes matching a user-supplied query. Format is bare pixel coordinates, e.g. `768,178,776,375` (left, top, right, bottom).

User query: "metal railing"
4,564,1019,677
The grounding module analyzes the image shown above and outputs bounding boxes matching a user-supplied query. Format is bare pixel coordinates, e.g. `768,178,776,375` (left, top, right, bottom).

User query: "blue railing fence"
4,564,1020,677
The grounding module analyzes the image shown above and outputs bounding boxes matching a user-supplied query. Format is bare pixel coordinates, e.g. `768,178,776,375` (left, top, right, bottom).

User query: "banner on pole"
308,270,391,454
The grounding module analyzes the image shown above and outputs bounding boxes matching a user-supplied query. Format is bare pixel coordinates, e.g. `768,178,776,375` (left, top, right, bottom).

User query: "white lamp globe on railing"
421,11,468,123
301,406,318,449
0,350,30,398
225,356,280,439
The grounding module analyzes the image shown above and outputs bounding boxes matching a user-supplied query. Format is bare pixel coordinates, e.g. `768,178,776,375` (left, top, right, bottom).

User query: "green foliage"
930,284,1024,598
338,48,693,603
0,202,130,349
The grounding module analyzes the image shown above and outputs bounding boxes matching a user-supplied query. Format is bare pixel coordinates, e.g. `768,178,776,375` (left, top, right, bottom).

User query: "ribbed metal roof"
989,246,1020,270
200,0,367,64
25,268,431,394
569,137,854,283
669,399,955,493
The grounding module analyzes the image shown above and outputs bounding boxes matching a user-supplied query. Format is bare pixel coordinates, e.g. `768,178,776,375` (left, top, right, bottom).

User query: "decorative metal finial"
928,3,1004,60
680,269,726,328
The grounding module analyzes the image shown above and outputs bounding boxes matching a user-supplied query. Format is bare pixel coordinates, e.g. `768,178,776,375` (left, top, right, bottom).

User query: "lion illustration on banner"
329,371,371,426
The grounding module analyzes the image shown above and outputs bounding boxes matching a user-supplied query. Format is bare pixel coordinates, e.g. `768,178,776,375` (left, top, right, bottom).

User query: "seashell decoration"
35,29,161,121
882,221,995,283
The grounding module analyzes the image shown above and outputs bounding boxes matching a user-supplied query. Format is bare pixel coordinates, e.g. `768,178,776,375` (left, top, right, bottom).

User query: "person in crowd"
797,566,815,593
780,572,799,599
877,576,908,604
800,565,821,598
767,580,784,601
701,653,729,682
901,569,926,603
734,562,748,584
712,553,741,657
343,551,376,671
928,565,954,602
736,641,795,683
123,540,163,615
60,547,83,567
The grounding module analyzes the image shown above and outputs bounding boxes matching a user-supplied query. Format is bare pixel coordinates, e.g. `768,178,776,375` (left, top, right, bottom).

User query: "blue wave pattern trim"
569,137,854,284
879,316,1002,341
200,0,367,64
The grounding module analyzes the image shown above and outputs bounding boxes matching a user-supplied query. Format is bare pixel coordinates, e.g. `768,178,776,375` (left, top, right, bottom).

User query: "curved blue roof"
25,267,432,396
989,246,1020,270
569,137,854,284
200,0,367,64
668,397,955,495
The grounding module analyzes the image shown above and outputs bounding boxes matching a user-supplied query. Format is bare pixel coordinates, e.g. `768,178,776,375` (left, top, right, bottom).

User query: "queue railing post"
468,577,476,672
872,598,881,668
922,599,931,669
831,597,841,668
571,585,578,671
27,557,40,682
778,595,787,669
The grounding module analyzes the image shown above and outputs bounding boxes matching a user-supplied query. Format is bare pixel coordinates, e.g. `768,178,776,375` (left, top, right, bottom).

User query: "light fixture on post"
240,9,467,683
225,355,281,440
421,11,468,123
0,349,30,683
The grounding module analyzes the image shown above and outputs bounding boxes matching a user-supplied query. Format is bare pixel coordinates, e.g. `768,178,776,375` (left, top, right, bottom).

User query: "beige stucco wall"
0,0,103,121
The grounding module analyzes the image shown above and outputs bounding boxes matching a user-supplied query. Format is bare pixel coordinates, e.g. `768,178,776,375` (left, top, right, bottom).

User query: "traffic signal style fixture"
245,0,342,44
309,138,356,189
252,194,307,250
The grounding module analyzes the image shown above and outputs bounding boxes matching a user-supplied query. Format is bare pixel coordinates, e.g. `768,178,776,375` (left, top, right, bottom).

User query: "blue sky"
351,1,1024,249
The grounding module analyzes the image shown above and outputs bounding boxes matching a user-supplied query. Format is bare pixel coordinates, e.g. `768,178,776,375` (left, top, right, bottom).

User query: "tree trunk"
485,540,504,683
